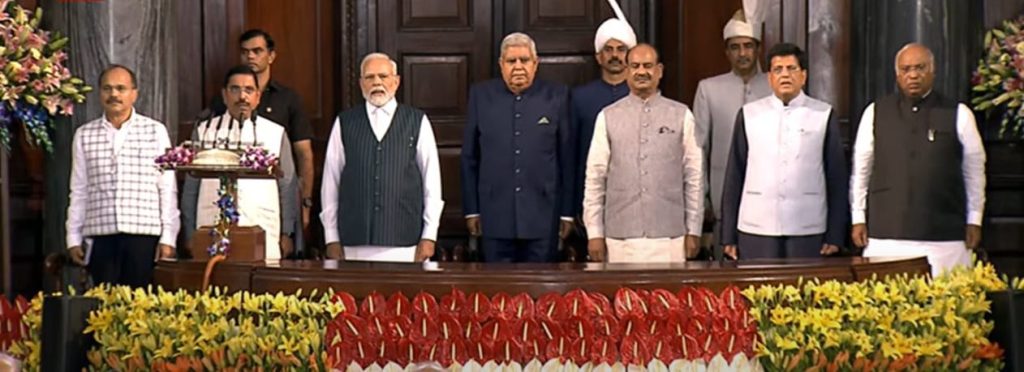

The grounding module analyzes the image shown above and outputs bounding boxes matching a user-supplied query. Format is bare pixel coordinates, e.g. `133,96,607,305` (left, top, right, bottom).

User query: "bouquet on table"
972,15,1024,139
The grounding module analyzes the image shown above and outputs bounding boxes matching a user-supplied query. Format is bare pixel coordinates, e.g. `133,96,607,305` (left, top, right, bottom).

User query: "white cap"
723,9,759,41
594,18,637,53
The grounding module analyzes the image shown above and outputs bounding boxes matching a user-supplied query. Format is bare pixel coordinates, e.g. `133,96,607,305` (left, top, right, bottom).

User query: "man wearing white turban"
692,9,772,259
567,12,637,260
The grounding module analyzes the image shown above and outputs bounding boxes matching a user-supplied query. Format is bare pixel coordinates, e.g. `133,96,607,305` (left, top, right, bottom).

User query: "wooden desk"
154,256,930,298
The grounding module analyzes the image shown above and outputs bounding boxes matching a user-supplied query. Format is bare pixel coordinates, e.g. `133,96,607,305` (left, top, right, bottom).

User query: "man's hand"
157,244,175,260
301,207,311,231
723,245,738,260
326,242,345,260
559,220,574,239
280,235,295,258
416,240,435,262
820,244,840,256
466,217,482,236
851,224,868,248
966,224,982,250
67,246,87,266
684,235,700,258
587,238,607,262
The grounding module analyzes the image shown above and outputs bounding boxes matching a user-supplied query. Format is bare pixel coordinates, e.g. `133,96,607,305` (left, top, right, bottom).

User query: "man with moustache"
66,65,179,287
210,29,313,251
693,10,772,259
461,32,575,262
583,44,704,263
851,43,986,276
320,53,443,262
181,65,297,259
720,43,848,259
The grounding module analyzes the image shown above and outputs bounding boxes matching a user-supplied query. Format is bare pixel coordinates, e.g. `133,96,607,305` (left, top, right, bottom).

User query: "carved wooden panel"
536,56,594,90
401,55,469,123
526,0,594,29
401,0,471,29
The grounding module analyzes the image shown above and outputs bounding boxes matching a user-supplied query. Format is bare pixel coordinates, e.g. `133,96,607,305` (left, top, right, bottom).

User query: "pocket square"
537,116,550,125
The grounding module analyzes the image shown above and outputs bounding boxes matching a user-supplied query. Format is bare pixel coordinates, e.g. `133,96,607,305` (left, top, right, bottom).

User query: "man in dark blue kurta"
571,17,636,217
461,32,575,262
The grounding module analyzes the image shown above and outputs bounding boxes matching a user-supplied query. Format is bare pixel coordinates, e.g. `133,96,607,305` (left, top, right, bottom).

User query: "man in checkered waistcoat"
65,65,180,287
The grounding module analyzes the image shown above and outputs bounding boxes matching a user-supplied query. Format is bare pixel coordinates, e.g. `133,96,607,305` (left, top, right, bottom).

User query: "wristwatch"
302,197,313,208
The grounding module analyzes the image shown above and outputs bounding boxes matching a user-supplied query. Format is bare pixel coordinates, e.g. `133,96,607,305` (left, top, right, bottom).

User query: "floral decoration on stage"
208,175,239,256
154,145,194,170
0,0,91,153
0,295,34,358
240,146,279,175
972,15,1024,139
324,287,760,371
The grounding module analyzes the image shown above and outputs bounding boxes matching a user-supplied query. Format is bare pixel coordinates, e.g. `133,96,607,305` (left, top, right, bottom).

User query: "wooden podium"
178,163,278,262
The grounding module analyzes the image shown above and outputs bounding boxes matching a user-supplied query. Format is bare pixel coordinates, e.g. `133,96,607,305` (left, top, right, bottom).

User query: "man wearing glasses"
719,43,848,260
182,65,298,259
320,53,443,262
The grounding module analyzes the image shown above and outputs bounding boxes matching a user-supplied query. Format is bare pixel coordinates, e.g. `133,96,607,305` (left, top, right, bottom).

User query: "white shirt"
850,101,986,227
66,108,180,247
320,99,444,246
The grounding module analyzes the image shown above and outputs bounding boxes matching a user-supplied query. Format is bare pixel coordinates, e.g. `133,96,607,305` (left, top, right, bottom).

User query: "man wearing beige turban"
693,9,772,259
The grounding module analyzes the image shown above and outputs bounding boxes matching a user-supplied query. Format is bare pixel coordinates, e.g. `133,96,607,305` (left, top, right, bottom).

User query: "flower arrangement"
0,0,91,153
154,145,194,170
744,261,1008,371
208,175,240,256
324,287,759,371
240,146,279,174
0,293,41,369
972,15,1024,139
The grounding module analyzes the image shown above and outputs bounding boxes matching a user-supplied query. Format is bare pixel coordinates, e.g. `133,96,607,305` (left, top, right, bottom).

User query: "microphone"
250,112,259,147
196,109,214,149
212,114,226,149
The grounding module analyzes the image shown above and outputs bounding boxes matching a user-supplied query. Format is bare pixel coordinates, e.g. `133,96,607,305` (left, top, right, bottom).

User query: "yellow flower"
769,306,795,326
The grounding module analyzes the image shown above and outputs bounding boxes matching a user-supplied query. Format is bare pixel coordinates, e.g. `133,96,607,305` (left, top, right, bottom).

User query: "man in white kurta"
692,10,772,248
182,66,296,260
851,44,985,277
320,53,443,262
583,44,703,263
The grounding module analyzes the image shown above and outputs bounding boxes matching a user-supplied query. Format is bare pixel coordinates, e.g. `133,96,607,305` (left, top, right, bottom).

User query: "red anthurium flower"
536,292,566,321
467,338,494,362
493,339,525,364
436,313,463,341
699,332,721,362
386,293,412,319
327,342,350,369
666,334,701,361
412,291,439,316
520,338,547,362
389,316,413,341
544,336,573,363
712,315,733,335
619,313,650,342
445,339,471,365
481,318,515,344
619,335,652,366
685,316,711,340
614,288,647,319
563,289,595,318
346,338,378,368
515,318,543,346
361,291,387,316
335,313,369,341
365,314,392,341
440,288,467,316
648,289,680,320
651,337,679,364
463,292,492,323
588,292,613,318
568,336,594,365
538,318,564,342
491,292,516,320
695,287,719,316
410,313,440,344
646,318,669,341
416,341,442,364
332,292,359,315
461,321,483,342
374,338,400,366
593,314,620,339
511,293,535,321
720,286,747,313
661,311,692,339
562,315,595,340
590,337,619,365
395,338,419,366
713,329,746,361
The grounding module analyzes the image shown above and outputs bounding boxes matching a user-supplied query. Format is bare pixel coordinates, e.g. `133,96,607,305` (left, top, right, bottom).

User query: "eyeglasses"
227,86,258,96
770,65,802,75
898,64,929,74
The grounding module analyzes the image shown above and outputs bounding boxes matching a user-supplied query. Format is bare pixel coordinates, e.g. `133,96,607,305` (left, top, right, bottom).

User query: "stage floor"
154,256,930,297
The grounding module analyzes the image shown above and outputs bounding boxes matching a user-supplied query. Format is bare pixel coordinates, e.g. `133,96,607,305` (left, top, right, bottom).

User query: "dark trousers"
88,234,159,288
737,231,823,259
481,237,557,263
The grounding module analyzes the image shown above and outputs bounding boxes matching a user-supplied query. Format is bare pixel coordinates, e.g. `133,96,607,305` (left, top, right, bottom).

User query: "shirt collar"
628,90,662,105
769,91,807,109
365,98,398,116
102,107,136,129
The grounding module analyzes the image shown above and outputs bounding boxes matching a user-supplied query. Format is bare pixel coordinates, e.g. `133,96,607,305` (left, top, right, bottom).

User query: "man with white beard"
320,53,444,262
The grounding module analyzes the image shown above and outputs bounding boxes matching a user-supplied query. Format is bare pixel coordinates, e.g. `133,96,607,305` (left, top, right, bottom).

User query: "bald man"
851,43,986,276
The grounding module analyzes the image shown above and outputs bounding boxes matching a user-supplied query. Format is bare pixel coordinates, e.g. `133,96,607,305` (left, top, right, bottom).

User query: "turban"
594,18,637,53
723,9,759,41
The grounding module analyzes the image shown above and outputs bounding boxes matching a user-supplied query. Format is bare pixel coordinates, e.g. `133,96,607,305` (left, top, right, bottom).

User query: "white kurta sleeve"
956,104,986,226
320,117,345,244
850,103,876,225
416,115,445,241
582,111,611,239
682,108,705,236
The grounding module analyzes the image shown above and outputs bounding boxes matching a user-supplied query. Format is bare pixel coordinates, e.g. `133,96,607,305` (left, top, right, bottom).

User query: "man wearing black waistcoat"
850,43,986,277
